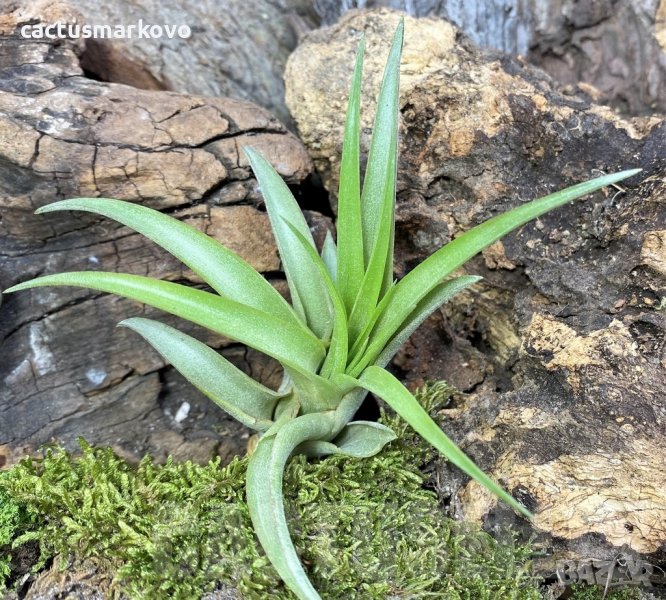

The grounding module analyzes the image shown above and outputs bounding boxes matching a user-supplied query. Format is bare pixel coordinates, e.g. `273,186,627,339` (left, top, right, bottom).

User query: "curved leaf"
319,384,368,439
375,169,641,348
334,420,397,456
246,413,337,600
356,366,533,519
283,221,348,378
349,21,404,340
336,36,365,312
265,395,300,437
35,198,302,328
244,146,333,340
119,317,281,431
282,363,343,414
4,272,325,372
348,275,481,376
321,230,338,283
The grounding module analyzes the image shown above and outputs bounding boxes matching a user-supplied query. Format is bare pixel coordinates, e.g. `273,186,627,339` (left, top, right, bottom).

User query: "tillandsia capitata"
3,20,641,600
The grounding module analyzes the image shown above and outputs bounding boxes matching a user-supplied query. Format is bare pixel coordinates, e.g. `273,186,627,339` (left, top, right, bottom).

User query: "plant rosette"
3,20,641,600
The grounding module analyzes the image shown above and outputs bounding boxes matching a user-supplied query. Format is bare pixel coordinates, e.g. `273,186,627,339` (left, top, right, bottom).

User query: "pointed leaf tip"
29,197,304,328
7,271,325,372
356,366,534,519
244,146,334,341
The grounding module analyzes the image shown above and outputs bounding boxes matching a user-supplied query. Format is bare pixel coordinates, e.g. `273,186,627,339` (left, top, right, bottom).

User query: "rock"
313,0,666,116
285,8,666,570
0,3,323,466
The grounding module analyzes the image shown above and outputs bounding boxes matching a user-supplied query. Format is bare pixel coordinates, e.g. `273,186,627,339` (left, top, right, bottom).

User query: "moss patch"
567,583,641,599
0,470,40,590
0,384,642,599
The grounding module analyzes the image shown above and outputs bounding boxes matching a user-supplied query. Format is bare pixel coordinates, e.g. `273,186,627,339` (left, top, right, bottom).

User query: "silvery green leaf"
348,22,403,342
247,413,337,600
329,387,368,432
119,317,279,431
244,146,333,340
264,395,300,437
35,198,303,328
356,366,533,519
349,275,482,376
283,221,348,378
298,421,396,458
375,169,642,352
5,272,325,372
336,36,365,312
359,20,403,265
331,421,396,457
321,230,338,283
282,363,343,414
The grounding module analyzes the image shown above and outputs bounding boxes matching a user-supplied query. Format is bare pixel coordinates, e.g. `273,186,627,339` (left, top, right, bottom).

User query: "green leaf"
281,363,343,414
336,36,365,312
246,413,336,600
119,317,280,431
265,395,300,437
376,169,641,345
349,21,404,341
244,146,333,340
348,275,482,376
360,20,403,265
347,168,396,341
321,230,338,283
328,386,369,431
298,421,396,458
283,221,348,378
332,421,397,456
34,198,302,328
4,272,325,372
356,366,533,519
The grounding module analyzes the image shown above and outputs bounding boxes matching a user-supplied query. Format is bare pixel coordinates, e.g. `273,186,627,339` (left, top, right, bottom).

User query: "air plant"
3,21,640,600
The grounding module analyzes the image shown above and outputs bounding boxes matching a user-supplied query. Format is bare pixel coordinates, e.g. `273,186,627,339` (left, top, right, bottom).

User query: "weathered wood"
4,0,318,126
286,8,666,569
0,2,325,467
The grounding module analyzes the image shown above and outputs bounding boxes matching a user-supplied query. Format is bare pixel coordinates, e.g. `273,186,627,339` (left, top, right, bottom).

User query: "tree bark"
2,0,319,127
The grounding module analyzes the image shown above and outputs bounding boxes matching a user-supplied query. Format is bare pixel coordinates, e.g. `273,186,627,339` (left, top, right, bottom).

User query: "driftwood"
286,8,666,569
314,0,666,116
0,1,326,467
1,0,318,126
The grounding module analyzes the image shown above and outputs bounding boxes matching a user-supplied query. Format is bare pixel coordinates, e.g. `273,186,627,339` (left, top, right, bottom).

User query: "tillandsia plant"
4,21,640,600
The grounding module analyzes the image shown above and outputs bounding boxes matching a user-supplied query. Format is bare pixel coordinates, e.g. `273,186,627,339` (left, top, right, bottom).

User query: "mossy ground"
566,584,640,599
0,385,651,600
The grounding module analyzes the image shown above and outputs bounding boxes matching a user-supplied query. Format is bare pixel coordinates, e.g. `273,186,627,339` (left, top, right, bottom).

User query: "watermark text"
20,20,191,40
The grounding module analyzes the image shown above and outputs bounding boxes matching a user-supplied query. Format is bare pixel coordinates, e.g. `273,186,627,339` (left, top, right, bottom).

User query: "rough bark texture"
286,8,666,569
1,0,318,126
0,2,326,467
314,0,666,116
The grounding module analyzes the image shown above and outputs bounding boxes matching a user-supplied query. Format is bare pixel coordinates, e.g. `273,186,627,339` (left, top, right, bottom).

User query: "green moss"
0,470,39,591
0,384,543,599
567,583,641,599
0,477,20,586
